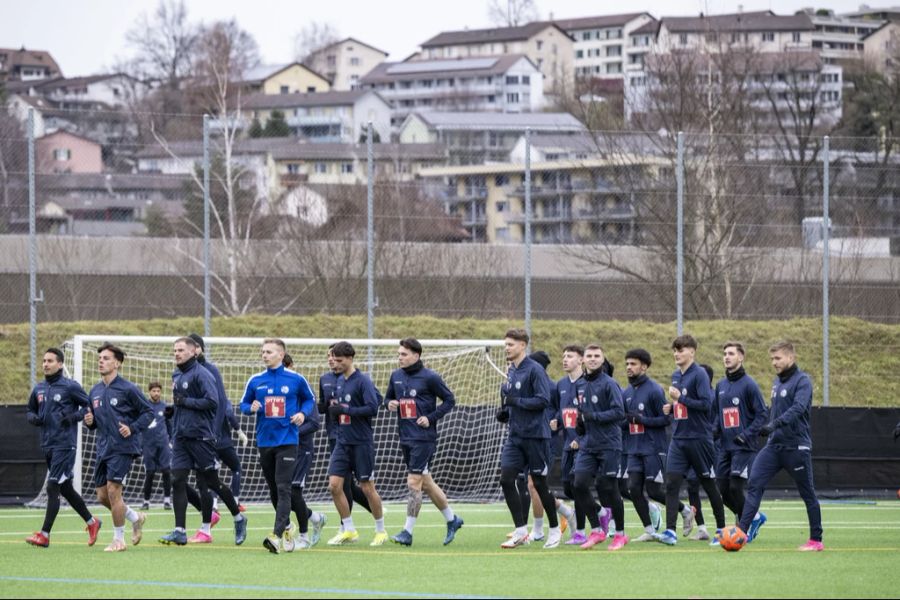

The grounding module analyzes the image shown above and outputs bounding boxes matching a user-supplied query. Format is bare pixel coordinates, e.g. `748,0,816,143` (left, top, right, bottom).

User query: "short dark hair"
672,335,698,350
562,344,584,357
45,347,65,364
723,341,745,355
505,328,529,344
98,342,125,363
625,348,652,367
148,381,162,391
399,338,423,355
282,353,294,368
188,333,205,352
700,363,715,383
529,350,551,370
174,336,198,348
332,341,356,358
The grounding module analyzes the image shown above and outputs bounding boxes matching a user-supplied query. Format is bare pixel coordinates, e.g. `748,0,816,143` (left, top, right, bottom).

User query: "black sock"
42,481,61,534
501,468,526,528
291,487,309,534
143,470,156,502
531,475,558,529
59,480,93,523
665,473,684,531
573,472,600,529
628,473,652,527
699,477,727,529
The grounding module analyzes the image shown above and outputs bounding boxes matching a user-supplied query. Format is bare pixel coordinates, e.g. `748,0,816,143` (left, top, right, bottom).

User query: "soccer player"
554,345,592,545
325,341,387,546
738,341,823,551
282,352,327,550
572,344,628,551
715,342,768,532
239,338,314,553
497,329,561,549
622,348,681,542
159,337,247,547
25,348,102,548
83,342,154,552
385,338,464,546
319,346,372,530
140,381,173,510
654,335,727,547
189,334,248,512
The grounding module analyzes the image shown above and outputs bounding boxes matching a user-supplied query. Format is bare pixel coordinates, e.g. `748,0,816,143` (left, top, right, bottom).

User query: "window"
350,57,360,66
521,75,530,84
287,163,300,174
327,55,336,67
792,32,801,43
307,86,316,92
606,45,622,57
536,40,543,50
495,227,510,241
350,75,359,89
280,85,289,94
506,75,519,84
495,175,509,187
53,148,71,161
507,92,520,103
762,32,774,42
706,32,717,42
341,162,353,174
496,200,508,212
315,162,327,174
576,49,584,58
536,58,543,68
582,32,591,41
679,33,688,45
487,95,496,103
606,62,622,74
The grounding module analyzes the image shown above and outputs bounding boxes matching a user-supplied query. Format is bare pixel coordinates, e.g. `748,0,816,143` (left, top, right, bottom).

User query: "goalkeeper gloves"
505,396,519,408
237,430,249,447
495,407,509,423
26,413,43,426
172,393,185,407
759,422,775,437
575,415,586,437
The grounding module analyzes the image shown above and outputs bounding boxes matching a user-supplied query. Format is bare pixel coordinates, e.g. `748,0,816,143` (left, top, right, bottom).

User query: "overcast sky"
1,0,878,76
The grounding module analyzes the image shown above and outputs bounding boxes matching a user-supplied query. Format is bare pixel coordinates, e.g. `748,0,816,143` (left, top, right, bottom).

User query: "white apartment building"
360,55,544,127
802,8,885,63
306,38,389,91
551,13,656,80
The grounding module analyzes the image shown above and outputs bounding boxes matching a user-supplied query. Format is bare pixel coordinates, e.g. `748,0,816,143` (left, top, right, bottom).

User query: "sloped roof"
661,11,814,33
0,47,62,76
408,111,585,131
420,22,572,47
361,54,537,84
240,62,331,85
314,37,389,57
243,89,383,109
552,13,653,31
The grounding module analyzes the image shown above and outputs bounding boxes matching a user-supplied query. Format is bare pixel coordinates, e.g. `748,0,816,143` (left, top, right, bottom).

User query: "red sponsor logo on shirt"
562,408,579,429
399,399,417,419
37,393,44,404
722,407,740,429
339,414,351,425
264,396,286,418
629,422,645,435
674,402,688,420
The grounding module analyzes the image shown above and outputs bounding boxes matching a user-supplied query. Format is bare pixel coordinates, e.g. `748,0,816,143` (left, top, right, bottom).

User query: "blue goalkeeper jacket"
240,364,315,448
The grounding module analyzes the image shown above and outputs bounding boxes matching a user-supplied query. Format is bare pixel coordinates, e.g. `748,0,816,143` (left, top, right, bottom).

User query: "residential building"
306,38,389,90
840,6,900,23
627,20,660,74
551,13,656,80
801,8,885,63
419,157,660,243
418,22,574,94
360,54,544,127
863,21,900,70
242,90,392,143
399,111,584,164
6,93,137,145
653,11,815,53
6,73,144,108
240,63,331,95
36,130,103,174
0,47,61,82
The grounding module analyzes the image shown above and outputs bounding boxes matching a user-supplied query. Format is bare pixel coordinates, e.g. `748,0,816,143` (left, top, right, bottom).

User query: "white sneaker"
682,506,696,537
543,527,562,549
690,528,711,541
500,531,530,549
635,532,656,542
296,535,312,550
282,523,296,552
649,502,662,531
527,530,545,542
609,519,616,534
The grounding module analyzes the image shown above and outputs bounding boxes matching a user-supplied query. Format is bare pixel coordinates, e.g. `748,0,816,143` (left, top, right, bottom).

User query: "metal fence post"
28,108,38,388
202,115,211,339
822,136,830,407
524,127,532,343
367,121,375,359
676,131,684,336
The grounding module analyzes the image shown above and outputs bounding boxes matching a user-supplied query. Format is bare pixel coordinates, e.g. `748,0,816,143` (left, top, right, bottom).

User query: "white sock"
645,525,655,534
698,524,708,533
440,507,455,522
374,518,385,533
124,508,139,523
163,497,171,504
682,506,693,518
113,526,125,542
755,512,761,520
299,532,309,541
200,523,211,535
404,516,417,533
234,513,245,522
533,517,544,536
548,526,560,535
40,530,49,538
341,517,355,532
515,526,527,537
576,529,585,535
310,512,322,524
557,502,575,521
212,497,219,510
175,526,186,533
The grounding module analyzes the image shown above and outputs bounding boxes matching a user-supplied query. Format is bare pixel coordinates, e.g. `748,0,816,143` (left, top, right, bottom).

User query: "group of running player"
23,329,823,553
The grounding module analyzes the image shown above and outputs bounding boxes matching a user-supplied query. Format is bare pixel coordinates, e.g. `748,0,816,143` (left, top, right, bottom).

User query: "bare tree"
294,21,341,64
487,0,540,27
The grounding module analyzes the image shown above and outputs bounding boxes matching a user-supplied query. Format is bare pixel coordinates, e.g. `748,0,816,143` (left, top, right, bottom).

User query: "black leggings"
260,445,296,536
43,480,92,533
173,468,240,529
666,473,725,532
718,476,747,521
687,478,705,526
143,469,171,501
500,468,557,529
573,472,624,532
563,480,591,531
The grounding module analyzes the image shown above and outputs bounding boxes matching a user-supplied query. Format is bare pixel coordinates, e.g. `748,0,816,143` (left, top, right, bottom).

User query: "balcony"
461,213,487,226
505,209,573,224
575,205,637,220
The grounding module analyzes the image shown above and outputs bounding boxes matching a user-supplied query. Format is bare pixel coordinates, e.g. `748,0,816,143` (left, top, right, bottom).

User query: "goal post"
29,335,509,507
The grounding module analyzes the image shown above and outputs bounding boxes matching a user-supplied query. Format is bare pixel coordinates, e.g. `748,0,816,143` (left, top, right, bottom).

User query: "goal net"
28,336,508,507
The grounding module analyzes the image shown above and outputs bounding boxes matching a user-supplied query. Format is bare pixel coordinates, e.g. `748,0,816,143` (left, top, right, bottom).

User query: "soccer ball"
720,526,748,552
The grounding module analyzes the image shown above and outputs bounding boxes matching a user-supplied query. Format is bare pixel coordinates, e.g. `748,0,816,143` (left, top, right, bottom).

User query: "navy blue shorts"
45,448,76,484
142,442,172,472
328,441,376,482
500,436,552,476
667,438,716,478
573,448,620,478
94,454,134,487
292,447,315,488
401,442,436,475
561,449,578,482
717,449,757,480
627,453,667,483
172,438,218,471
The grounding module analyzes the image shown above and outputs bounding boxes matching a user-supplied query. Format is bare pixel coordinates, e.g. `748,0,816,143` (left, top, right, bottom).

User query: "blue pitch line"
0,575,505,599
